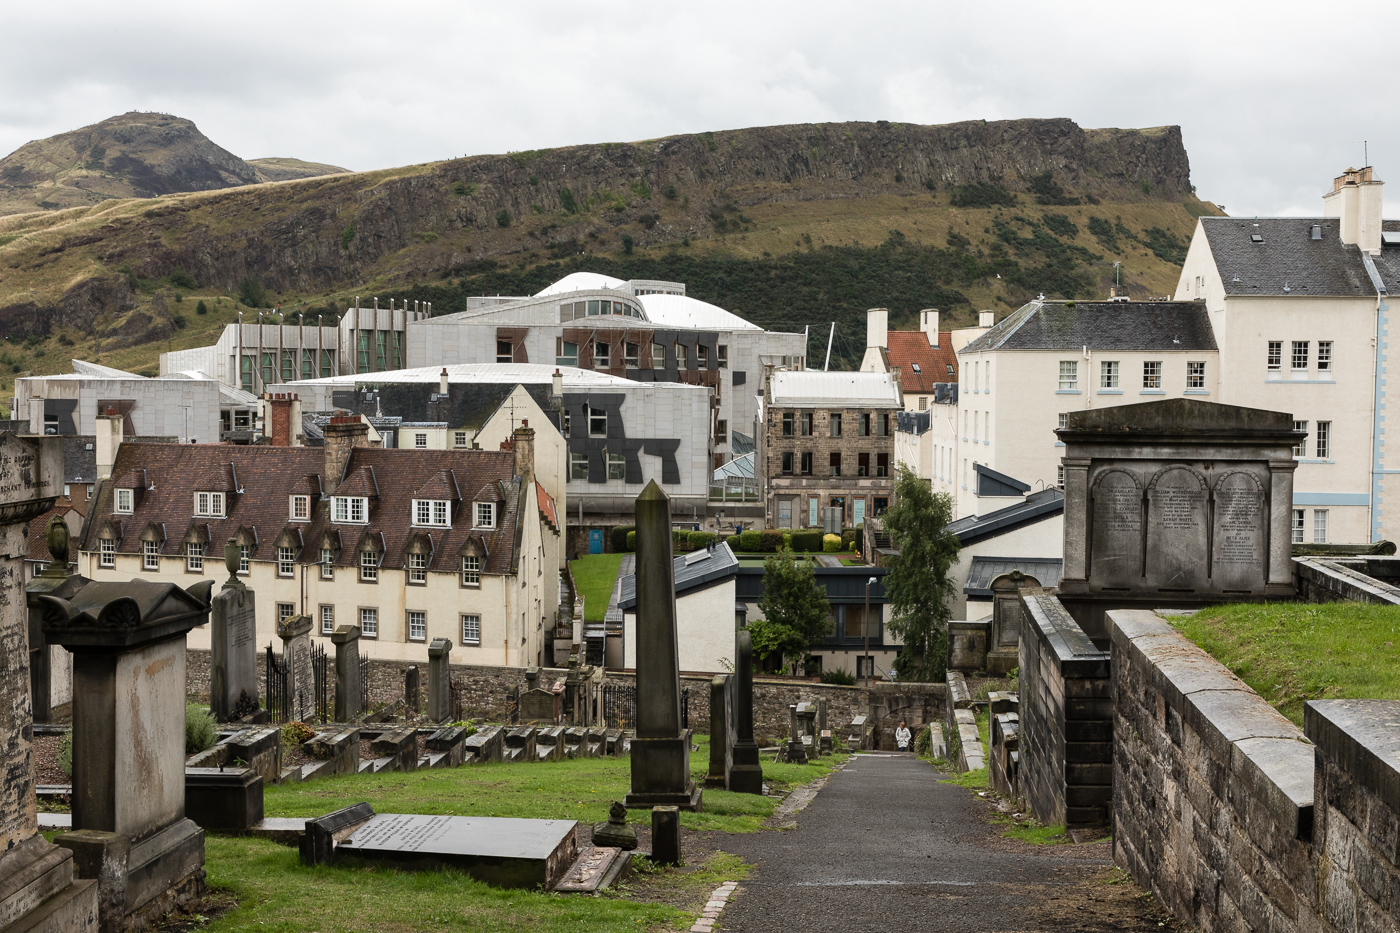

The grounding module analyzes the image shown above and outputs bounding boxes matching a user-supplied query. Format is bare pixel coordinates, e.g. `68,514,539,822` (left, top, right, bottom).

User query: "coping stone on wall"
1022,591,1110,675
1305,699,1400,815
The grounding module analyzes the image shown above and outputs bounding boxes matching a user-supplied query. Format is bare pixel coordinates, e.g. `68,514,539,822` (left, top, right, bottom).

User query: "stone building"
75,418,562,667
761,370,902,530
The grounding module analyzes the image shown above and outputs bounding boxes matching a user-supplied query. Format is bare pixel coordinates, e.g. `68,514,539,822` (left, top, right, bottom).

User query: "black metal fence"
602,682,635,728
359,653,370,713
265,645,288,724
505,685,520,725
681,686,690,732
312,642,328,723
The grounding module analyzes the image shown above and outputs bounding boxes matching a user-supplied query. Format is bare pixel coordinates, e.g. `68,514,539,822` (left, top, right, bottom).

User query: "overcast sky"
3,1,1393,217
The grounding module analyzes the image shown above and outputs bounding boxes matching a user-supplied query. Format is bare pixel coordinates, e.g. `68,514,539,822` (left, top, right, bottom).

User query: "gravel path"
718,753,1173,933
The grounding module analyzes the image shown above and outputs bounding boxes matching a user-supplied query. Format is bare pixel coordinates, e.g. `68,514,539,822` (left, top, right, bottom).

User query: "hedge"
687,531,716,549
739,529,762,552
759,529,784,552
822,534,842,553
790,530,824,552
610,525,634,551
726,534,742,550
626,531,636,551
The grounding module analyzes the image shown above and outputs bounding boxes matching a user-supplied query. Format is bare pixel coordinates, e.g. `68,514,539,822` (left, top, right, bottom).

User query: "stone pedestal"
277,614,315,723
785,705,808,764
209,563,258,721
725,630,763,794
625,482,701,811
427,638,452,723
705,675,728,787
404,666,420,714
650,807,680,866
332,625,362,722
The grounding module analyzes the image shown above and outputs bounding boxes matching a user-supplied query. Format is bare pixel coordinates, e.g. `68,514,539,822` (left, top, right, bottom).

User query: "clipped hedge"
610,525,634,551
759,529,784,552
822,534,843,553
726,533,742,550
791,530,824,552
739,529,762,552
626,531,637,551
687,531,716,549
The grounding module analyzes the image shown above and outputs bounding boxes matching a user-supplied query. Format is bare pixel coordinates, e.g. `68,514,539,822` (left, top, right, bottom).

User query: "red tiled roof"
887,331,957,394
536,481,558,533
28,506,72,562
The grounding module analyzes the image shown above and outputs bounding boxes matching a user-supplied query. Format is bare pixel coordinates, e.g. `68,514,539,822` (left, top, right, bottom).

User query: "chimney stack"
260,392,301,447
513,421,536,482
323,415,371,493
439,367,449,395
920,309,940,347
979,310,996,328
1323,166,1384,254
96,412,124,480
552,368,564,398
865,308,888,350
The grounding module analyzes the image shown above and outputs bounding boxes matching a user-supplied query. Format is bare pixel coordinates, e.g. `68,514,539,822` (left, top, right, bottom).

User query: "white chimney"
979,310,996,328
552,368,564,397
866,308,888,350
439,367,449,395
1323,166,1383,254
920,309,940,347
96,412,124,480
27,397,43,435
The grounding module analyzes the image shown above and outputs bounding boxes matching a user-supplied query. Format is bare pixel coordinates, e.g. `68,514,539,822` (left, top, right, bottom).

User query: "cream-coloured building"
1174,166,1400,544
619,543,740,674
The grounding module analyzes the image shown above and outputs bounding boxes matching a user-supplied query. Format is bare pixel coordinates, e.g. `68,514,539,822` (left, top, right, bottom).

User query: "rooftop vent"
1251,234,1265,244
1382,232,1400,247
1311,224,1323,240
911,363,921,374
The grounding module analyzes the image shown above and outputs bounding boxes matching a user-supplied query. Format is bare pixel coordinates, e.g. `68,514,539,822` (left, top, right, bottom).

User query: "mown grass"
569,554,626,622
1174,602,1400,726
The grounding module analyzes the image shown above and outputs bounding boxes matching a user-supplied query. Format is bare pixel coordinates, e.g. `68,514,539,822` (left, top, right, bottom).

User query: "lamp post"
864,575,877,687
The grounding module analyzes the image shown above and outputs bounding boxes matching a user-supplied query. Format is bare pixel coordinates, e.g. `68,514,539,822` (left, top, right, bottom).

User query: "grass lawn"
570,554,625,622
1174,602,1400,726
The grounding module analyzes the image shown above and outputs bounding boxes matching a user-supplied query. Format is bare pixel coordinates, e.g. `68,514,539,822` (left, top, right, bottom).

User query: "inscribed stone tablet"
1212,471,1266,592
1089,470,1143,589
342,813,576,860
1145,466,1209,591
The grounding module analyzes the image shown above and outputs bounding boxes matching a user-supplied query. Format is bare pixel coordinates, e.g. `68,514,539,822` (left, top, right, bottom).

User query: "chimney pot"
979,310,996,328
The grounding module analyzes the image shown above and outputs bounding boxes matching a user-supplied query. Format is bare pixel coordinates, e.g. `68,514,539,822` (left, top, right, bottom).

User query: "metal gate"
602,682,636,728
265,645,288,724
681,686,690,732
312,642,328,723
359,653,371,713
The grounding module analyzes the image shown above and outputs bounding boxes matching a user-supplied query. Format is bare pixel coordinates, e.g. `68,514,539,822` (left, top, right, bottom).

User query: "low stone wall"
1295,556,1400,605
1110,610,1316,933
1017,591,1112,830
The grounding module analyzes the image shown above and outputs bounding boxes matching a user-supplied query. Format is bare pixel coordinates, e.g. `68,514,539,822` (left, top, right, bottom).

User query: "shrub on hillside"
166,267,198,289
739,530,762,552
610,525,634,551
237,275,268,308
759,530,784,552
949,182,1016,208
195,299,208,315
822,534,842,553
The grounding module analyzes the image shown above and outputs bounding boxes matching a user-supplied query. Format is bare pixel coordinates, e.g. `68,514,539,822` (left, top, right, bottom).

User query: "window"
408,610,426,642
879,413,890,436
1187,361,1206,389
676,344,688,369
115,488,133,514
475,502,496,528
1293,421,1308,458
652,343,666,368
1059,360,1078,390
1313,509,1329,544
413,499,450,527
594,342,611,368
239,545,249,574
1056,464,1065,489
1318,341,1333,372
717,345,728,368
281,350,294,382
607,453,626,480
919,396,927,411
782,452,794,474
461,555,481,586
241,355,254,392
556,340,579,367
277,602,295,624
332,496,367,524
570,452,589,480
1268,341,1283,370
360,549,378,582
1292,341,1309,371
1142,361,1162,389
1100,360,1119,389
624,342,639,368
829,413,843,437
716,420,727,443
360,607,378,638
876,453,889,477
414,433,427,449
302,350,315,380
376,331,387,370
801,412,813,436
697,345,709,368
800,451,813,475
829,452,842,477
186,542,204,572
321,349,335,379
1058,412,1068,430
857,452,870,477
195,491,225,518
461,614,481,645
99,538,115,568
588,406,607,437
320,547,334,579
859,413,871,436
454,431,468,448
1316,420,1331,459
290,494,311,521
497,340,513,363
141,540,159,571
277,546,295,577
1292,509,1305,544
262,352,275,386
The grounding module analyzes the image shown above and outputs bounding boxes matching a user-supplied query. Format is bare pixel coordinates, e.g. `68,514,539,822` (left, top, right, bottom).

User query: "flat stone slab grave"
335,813,579,890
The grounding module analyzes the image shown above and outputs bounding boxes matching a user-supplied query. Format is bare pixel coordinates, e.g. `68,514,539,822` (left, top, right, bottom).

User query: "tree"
882,464,961,681
751,548,831,672
237,275,268,308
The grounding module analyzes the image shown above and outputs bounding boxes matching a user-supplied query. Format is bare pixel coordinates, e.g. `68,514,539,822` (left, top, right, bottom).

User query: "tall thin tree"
882,465,961,680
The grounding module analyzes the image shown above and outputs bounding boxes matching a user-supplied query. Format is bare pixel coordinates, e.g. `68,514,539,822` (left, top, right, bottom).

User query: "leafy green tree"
751,548,831,671
237,275,268,308
882,465,960,681
496,209,511,228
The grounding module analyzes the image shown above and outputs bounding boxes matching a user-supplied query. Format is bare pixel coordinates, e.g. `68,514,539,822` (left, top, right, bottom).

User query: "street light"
864,575,877,688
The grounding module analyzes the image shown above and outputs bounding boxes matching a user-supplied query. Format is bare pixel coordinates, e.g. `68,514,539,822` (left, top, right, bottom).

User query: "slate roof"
963,556,1063,596
768,371,902,407
962,299,1216,353
1201,217,1377,297
616,542,739,610
63,437,96,484
886,331,958,393
80,443,528,576
944,488,1064,545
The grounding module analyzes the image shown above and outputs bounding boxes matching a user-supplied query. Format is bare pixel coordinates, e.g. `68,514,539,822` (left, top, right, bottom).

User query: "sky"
3,0,1395,217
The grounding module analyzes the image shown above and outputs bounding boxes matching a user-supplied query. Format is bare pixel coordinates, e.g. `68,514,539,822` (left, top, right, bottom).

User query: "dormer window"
413,499,451,527
115,488,133,514
239,545,250,574
474,502,496,529
333,496,368,524
99,538,116,568
461,554,481,586
195,492,226,518
290,494,311,521
454,431,467,448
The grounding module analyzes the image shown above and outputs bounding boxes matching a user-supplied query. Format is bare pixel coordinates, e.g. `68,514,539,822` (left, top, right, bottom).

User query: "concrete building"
76,418,561,667
1174,165,1400,544
761,370,902,530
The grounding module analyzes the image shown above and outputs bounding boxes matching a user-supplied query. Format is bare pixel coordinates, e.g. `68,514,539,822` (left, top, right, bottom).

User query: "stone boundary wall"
1294,557,1400,605
1110,610,1316,933
186,649,944,745
1017,591,1112,830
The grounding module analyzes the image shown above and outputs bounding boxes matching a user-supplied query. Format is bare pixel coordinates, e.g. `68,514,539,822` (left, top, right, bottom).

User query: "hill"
0,117,1218,383
0,112,347,216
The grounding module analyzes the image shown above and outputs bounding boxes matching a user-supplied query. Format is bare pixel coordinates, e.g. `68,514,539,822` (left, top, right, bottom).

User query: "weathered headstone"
405,666,420,714
987,571,1040,675
210,540,259,721
0,434,98,932
817,699,833,755
278,614,315,723
705,675,728,787
25,513,79,724
724,630,763,794
848,714,870,751
785,705,808,764
520,687,559,724
332,625,362,722
650,807,680,865
504,726,536,763
624,482,702,811
427,638,452,722
797,702,819,757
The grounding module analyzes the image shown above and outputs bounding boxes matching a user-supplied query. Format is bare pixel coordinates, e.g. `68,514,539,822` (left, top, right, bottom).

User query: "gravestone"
723,629,763,794
848,714,870,750
650,807,680,866
405,666,420,714
818,699,833,755
623,482,702,811
785,705,808,764
986,571,1040,675
26,514,83,723
705,675,728,787
504,726,536,763
1057,398,1299,638
427,638,452,722
41,573,214,930
332,625,362,721
520,687,559,724
209,540,259,721
277,614,315,723
797,703,819,757
0,434,98,933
